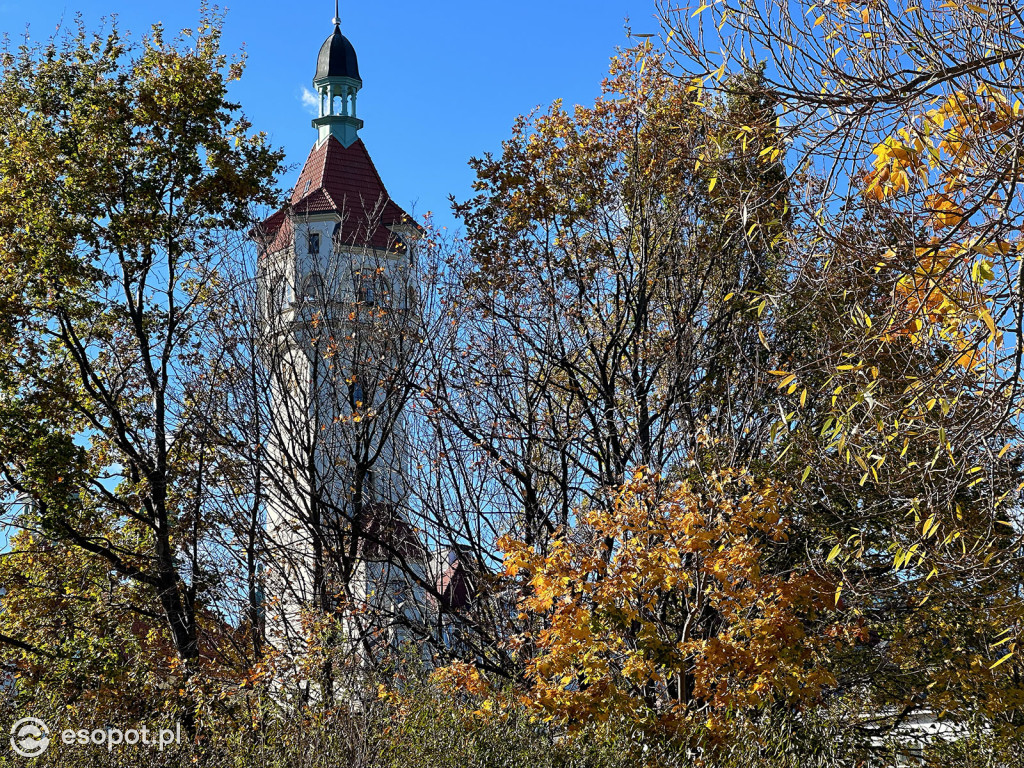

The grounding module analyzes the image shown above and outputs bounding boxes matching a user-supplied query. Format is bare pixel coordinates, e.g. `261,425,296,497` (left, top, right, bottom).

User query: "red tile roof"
257,136,418,253
355,502,425,563
436,557,473,610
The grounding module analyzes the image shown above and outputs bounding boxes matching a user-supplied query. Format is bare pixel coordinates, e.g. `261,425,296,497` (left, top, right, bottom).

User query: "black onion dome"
316,25,360,80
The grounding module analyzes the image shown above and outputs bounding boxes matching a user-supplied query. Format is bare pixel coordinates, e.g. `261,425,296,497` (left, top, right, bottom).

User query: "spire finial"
332,0,340,27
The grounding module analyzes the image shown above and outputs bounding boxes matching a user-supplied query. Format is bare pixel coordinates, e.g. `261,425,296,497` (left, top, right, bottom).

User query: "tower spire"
312,5,363,146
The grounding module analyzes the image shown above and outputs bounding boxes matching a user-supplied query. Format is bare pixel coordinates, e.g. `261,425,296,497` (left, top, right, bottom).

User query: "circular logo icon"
10,717,50,758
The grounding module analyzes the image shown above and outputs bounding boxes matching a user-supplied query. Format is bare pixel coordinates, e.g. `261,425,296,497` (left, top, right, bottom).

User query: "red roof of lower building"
257,136,418,253
355,502,425,563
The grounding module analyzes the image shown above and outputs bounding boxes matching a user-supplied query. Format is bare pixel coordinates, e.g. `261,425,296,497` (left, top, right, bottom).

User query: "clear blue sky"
0,1,662,229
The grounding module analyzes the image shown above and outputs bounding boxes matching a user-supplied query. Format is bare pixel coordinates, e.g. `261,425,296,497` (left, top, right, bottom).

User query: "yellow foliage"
859,84,1022,367
924,193,964,229
483,470,846,734
864,135,928,200
431,661,491,697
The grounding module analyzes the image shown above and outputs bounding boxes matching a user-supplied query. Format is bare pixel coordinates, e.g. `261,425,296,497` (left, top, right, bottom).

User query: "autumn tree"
0,11,282,723
388,46,800,683
657,0,1024,753
425,45,787,545
422,7,1024,760
494,470,841,736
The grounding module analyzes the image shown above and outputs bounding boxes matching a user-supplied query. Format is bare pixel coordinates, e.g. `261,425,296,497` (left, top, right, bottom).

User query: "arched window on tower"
355,270,392,307
355,272,376,306
350,379,364,409
269,276,291,314
304,272,325,302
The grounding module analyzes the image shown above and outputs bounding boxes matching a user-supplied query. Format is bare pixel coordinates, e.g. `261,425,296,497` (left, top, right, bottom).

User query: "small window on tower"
303,179,312,195
307,232,321,255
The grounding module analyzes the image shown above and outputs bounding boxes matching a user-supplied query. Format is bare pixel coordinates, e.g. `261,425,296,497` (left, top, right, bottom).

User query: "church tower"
256,7,426,677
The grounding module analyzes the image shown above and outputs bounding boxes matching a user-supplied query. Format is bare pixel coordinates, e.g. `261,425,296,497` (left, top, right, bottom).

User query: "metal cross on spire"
332,0,341,26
